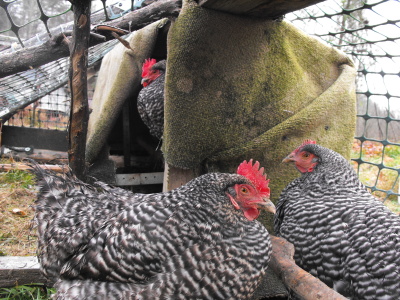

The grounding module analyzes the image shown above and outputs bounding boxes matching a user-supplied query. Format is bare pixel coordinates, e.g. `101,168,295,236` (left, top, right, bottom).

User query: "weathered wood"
0,0,182,79
0,256,54,288
116,172,164,186
196,0,325,18
162,163,199,192
0,163,68,173
269,236,347,300
1,149,68,165
67,0,91,180
0,33,105,79
94,0,181,37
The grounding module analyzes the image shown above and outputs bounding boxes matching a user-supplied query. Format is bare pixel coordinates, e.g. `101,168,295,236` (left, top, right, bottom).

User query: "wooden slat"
0,163,67,173
196,0,325,18
163,163,198,192
0,256,54,288
116,172,164,186
1,148,68,164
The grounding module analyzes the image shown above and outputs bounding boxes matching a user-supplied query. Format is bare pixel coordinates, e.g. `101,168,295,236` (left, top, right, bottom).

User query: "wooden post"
68,0,91,180
163,163,199,192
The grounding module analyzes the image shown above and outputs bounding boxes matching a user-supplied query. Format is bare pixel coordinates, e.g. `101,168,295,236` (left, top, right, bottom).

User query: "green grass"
0,284,55,300
0,170,35,189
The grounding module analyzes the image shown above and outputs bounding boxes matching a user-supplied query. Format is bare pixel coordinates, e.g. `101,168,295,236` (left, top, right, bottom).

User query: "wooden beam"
163,163,199,192
196,0,325,19
67,0,91,180
0,0,182,79
116,172,164,186
0,163,68,173
0,256,54,288
269,236,347,300
1,148,68,165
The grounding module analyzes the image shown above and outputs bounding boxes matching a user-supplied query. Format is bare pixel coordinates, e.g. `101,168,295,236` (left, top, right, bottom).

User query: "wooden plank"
0,163,67,173
1,148,68,164
163,163,198,192
115,172,164,186
0,256,54,287
196,0,325,18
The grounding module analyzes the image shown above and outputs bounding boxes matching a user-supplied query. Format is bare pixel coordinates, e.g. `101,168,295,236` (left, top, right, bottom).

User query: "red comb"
237,159,270,197
294,139,317,153
142,58,157,78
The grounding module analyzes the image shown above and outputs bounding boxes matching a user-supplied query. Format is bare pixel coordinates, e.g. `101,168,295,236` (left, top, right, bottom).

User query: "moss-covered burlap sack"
163,0,357,215
86,19,169,164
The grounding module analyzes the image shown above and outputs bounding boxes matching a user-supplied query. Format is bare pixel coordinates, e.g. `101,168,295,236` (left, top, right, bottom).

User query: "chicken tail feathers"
28,160,98,225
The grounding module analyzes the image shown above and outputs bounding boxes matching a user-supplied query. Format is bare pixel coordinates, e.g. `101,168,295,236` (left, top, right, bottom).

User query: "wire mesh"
0,0,399,203
0,0,131,121
287,0,400,203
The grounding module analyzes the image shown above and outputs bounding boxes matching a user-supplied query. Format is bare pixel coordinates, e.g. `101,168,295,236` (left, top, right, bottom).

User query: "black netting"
287,0,400,203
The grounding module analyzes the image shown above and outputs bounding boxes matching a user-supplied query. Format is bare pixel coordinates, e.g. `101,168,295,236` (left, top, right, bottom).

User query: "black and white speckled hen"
274,140,400,299
32,160,275,300
137,58,166,140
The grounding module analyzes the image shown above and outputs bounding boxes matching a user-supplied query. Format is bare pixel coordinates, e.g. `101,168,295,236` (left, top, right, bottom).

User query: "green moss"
163,0,357,232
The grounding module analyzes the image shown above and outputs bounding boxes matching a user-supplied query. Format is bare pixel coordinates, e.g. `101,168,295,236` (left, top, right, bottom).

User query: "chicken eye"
241,186,249,194
302,152,310,159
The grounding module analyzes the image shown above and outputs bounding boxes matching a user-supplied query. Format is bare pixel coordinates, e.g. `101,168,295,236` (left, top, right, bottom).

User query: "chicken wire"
0,0,400,202
0,0,132,121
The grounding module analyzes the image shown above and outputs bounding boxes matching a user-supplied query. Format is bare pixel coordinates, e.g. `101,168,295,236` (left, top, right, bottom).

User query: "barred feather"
274,143,400,299
137,59,166,139
32,166,271,299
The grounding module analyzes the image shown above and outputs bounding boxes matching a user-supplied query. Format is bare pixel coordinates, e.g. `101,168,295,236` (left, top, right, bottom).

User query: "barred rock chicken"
32,160,275,299
274,140,400,299
137,58,166,140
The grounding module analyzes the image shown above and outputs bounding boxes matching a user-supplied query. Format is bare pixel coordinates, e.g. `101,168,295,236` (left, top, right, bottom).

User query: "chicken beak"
256,198,276,214
141,78,149,85
282,153,295,163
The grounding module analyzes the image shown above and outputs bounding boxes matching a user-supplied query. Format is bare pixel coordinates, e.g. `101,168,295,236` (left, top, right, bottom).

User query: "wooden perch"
0,163,67,173
269,236,347,300
0,257,54,288
1,149,68,165
0,0,182,79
